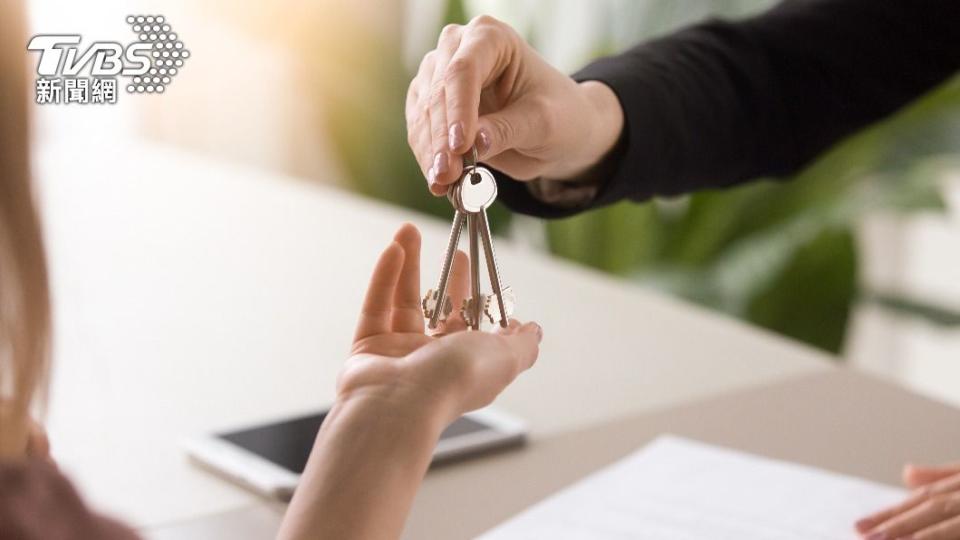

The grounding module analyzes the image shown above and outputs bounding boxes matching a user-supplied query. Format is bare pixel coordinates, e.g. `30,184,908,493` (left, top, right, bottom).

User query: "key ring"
463,146,482,185
462,145,480,173
448,146,482,209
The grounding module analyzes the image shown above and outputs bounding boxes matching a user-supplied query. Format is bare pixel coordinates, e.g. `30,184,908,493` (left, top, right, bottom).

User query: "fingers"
495,320,543,373
425,24,463,192
476,100,543,165
444,18,510,156
857,493,929,535
906,463,960,489
407,52,438,191
444,318,541,412
353,242,404,342
859,492,960,540
913,513,960,539
406,318,542,420
857,473,960,536
390,224,424,334
458,319,541,410
408,15,521,195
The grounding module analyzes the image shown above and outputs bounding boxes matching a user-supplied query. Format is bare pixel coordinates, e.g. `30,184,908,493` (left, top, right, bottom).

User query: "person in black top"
404,1,960,538
407,0,960,217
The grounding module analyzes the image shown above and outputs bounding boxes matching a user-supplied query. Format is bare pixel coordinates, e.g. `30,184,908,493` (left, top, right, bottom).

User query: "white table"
36,137,829,534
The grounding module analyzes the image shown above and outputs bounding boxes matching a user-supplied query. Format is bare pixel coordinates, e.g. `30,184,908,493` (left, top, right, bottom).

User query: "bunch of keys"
422,147,516,330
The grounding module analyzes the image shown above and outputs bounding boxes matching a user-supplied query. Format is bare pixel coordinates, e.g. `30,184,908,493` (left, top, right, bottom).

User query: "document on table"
480,435,906,539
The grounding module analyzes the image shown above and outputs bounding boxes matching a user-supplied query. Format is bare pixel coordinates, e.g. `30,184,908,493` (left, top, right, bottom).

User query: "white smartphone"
183,407,527,500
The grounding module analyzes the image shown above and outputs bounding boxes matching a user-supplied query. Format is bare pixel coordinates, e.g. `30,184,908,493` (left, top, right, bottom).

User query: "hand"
339,222,542,424
406,15,623,195
278,224,541,540
855,462,960,539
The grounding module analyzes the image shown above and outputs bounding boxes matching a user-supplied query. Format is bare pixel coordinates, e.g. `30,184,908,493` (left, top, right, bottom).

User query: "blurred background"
28,0,960,403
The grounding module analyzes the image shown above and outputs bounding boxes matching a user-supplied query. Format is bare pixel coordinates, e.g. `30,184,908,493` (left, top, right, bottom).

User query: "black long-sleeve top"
496,0,960,219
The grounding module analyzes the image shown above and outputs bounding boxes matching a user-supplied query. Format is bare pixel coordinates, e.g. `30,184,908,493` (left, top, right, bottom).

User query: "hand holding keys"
422,148,516,330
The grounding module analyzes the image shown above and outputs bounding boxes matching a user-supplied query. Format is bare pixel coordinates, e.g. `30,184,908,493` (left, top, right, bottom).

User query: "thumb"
903,462,960,488
495,320,543,372
476,102,541,160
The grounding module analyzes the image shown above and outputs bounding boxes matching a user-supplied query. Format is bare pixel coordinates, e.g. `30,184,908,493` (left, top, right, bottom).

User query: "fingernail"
433,152,449,175
865,533,887,540
427,166,437,185
519,322,542,341
429,181,446,196
448,122,465,150
476,129,491,157
854,518,873,532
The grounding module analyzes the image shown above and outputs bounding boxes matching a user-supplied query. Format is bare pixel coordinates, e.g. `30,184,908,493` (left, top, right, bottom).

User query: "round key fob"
454,167,497,213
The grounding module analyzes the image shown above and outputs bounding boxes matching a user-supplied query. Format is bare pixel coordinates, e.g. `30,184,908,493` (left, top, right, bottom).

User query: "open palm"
339,224,541,419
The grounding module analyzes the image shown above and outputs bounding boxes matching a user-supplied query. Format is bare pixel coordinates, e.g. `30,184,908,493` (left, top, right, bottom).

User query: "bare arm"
276,224,541,540
277,390,449,539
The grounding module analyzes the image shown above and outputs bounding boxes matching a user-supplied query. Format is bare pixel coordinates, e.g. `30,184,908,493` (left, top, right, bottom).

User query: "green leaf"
863,292,960,327
443,0,468,25
745,227,857,353
545,200,662,274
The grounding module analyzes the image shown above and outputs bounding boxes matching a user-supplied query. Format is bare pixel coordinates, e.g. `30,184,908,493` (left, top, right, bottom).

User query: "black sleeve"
496,0,960,219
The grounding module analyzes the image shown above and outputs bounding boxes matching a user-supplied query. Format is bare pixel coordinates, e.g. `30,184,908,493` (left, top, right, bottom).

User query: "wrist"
543,80,624,181
334,373,458,437
579,80,624,175
283,371,452,540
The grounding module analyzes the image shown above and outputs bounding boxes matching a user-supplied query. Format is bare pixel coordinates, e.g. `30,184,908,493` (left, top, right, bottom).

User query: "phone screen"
217,411,491,474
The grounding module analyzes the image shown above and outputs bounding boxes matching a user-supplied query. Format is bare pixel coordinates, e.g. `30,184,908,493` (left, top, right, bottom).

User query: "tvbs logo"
27,15,189,105
28,35,152,77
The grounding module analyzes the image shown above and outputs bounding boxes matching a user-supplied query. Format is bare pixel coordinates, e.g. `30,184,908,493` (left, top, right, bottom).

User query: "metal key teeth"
421,289,452,321
460,297,482,328
483,286,516,325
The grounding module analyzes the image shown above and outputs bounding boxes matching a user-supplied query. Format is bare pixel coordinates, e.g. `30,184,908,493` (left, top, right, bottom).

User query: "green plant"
530,1,960,353
547,80,960,352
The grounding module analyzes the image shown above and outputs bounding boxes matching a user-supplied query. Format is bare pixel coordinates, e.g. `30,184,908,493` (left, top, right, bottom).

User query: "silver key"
456,159,509,327
475,207,510,328
466,213,482,330
423,147,516,330
461,295,482,329
422,288,453,321
483,286,515,325
423,209,465,329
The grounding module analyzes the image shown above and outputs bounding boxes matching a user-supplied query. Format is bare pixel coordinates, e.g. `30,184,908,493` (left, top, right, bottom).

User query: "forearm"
276,390,451,540
498,0,960,218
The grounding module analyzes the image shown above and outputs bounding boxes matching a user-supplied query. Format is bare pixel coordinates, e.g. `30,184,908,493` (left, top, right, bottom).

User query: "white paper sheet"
479,435,906,539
